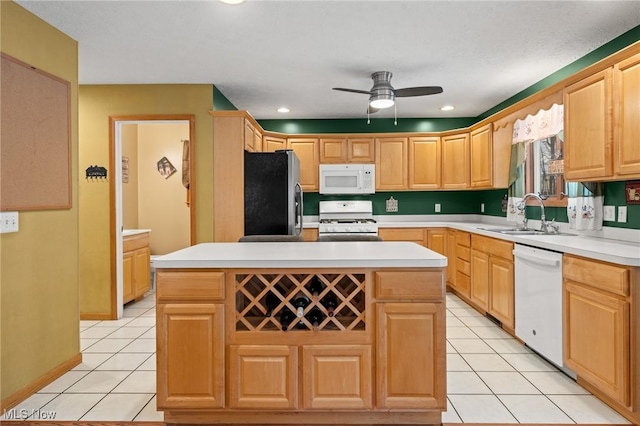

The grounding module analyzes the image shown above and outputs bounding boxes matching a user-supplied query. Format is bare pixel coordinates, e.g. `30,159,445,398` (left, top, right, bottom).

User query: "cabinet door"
123,251,135,304
564,69,613,180
157,303,224,409
564,281,630,405
470,249,489,311
229,345,298,409
488,256,514,329
409,137,441,189
244,121,256,152
376,303,445,409
378,228,425,246
301,227,318,242
427,229,446,256
263,136,287,152
375,137,408,190
319,138,347,163
470,124,493,188
302,345,372,409
441,133,469,189
133,246,150,298
288,138,319,191
446,231,456,286
347,138,375,163
614,52,640,177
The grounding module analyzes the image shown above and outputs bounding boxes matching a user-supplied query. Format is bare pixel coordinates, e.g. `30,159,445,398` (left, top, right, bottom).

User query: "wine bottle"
306,308,325,330
264,292,279,317
280,308,295,331
321,293,338,317
292,294,310,318
307,277,324,297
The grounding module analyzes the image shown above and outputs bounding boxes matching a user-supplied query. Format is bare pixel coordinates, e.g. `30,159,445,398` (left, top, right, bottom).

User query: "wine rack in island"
235,272,366,332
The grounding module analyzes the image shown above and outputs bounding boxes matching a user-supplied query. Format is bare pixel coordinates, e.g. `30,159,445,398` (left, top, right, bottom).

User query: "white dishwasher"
514,243,571,373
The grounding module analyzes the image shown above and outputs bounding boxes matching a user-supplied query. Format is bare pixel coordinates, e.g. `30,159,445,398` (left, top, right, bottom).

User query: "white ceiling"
15,0,640,120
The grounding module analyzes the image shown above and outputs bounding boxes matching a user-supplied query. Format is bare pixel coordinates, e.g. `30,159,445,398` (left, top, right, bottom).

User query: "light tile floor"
1,291,631,423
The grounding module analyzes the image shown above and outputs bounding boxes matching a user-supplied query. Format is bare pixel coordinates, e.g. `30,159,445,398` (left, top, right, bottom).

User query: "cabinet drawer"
472,234,513,260
456,258,470,276
378,228,425,243
456,231,470,247
123,232,149,252
454,271,470,297
375,270,445,301
456,245,470,261
157,270,225,301
563,255,629,296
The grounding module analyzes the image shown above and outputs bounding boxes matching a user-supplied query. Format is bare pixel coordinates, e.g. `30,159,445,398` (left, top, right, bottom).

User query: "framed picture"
157,156,176,179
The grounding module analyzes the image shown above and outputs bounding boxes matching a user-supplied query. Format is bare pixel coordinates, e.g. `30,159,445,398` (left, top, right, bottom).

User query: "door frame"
109,114,196,318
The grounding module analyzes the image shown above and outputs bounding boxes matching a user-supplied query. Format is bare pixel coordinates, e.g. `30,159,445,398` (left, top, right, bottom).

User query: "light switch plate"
603,205,615,221
618,206,627,223
435,203,441,213
0,211,19,233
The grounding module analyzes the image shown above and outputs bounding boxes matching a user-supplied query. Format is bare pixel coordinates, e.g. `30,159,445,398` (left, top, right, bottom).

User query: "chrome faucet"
520,192,559,234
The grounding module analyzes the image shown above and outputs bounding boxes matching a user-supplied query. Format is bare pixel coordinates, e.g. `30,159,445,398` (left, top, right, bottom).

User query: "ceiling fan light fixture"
219,0,245,5
369,92,395,109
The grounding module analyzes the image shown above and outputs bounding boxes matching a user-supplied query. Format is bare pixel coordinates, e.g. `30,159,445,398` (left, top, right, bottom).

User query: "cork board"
1,53,71,211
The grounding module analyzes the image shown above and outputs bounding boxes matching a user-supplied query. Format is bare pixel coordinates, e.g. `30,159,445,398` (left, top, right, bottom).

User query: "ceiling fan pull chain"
394,103,397,126
367,103,370,124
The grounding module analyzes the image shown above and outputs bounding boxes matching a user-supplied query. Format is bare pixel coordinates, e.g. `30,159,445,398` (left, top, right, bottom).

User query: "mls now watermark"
3,408,57,420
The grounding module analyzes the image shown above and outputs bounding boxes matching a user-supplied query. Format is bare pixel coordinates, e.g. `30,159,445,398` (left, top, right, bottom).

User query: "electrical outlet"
481,203,485,213
603,205,615,221
0,211,19,233
618,206,627,223
435,203,441,213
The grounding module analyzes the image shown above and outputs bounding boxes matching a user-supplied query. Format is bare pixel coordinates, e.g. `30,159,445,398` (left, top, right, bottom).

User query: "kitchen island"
154,241,447,424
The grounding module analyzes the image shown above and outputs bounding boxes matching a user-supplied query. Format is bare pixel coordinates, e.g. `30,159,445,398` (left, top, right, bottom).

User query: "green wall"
258,118,476,134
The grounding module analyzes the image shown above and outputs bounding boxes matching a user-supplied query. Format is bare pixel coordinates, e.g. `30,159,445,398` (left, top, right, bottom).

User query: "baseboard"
80,312,115,320
0,352,82,411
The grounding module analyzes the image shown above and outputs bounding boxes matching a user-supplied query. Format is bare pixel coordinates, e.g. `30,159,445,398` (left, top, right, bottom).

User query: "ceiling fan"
333,71,443,114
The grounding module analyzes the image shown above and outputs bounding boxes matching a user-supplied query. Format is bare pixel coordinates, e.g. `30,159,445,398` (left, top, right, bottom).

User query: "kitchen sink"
477,227,575,236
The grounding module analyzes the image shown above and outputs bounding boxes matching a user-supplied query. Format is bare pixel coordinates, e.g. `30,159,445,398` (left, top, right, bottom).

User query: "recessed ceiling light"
440,105,455,111
219,0,245,4
277,107,290,113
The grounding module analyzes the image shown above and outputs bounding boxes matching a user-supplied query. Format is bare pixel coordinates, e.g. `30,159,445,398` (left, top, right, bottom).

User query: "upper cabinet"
470,124,493,188
563,69,613,181
409,136,441,189
288,138,319,191
375,137,408,190
319,137,375,163
441,133,469,189
263,135,287,152
613,52,640,177
244,120,262,152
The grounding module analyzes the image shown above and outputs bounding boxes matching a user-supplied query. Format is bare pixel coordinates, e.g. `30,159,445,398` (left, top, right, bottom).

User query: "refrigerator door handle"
294,182,303,235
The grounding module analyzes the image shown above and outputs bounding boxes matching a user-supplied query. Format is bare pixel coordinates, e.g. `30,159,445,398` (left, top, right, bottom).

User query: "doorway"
110,115,196,319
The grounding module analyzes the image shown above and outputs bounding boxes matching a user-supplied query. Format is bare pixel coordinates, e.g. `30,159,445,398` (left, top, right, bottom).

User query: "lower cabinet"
376,302,445,409
123,232,151,304
157,303,225,409
378,227,426,246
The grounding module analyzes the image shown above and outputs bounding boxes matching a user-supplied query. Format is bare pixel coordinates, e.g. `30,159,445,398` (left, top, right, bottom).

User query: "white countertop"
123,229,151,237
154,241,447,269
304,215,640,266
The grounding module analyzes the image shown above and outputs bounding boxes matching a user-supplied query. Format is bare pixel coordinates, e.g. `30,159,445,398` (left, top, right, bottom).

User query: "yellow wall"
0,1,80,403
122,124,139,230
79,85,214,316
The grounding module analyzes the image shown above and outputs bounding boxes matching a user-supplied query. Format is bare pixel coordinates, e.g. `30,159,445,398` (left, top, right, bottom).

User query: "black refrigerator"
244,150,303,236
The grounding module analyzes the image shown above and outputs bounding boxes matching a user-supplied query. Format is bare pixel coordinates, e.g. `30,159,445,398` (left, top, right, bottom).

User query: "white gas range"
317,200,378,236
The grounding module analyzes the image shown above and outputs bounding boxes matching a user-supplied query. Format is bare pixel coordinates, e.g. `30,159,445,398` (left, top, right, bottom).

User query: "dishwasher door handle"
513,250,561,267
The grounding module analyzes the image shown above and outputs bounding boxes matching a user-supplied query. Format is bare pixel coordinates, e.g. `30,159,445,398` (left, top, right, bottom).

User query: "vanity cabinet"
288,138,319,191
375,137,408,190
441,133,469,189
123,231,151,304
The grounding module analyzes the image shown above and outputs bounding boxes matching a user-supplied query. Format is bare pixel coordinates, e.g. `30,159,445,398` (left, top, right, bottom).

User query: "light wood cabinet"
470,124,493,188
446,230,456,287
563,254,633,408
319,138,347,163
409,136,441,189
319,137,375,163
441,133,469,189
348,138,375,162
288,138,319,191
470,234,514,329
564,69,613,180
123,232,150,304
157,303,225,409
427,228,447,256
451,231,471,299
301,227,318,242
375,137,408,190
244,120,262,152
613,52,640,177
376,302,445,409
378,227,425,246
229,345,298,409
263,135,287,152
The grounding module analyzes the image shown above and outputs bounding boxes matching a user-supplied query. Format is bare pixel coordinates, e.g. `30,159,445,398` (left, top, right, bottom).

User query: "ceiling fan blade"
333,87,371,95
367,105,380,114
394,86,443,97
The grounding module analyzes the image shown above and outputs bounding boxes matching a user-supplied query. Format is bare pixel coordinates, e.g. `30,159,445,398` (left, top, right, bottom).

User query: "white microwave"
319,164,375,194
